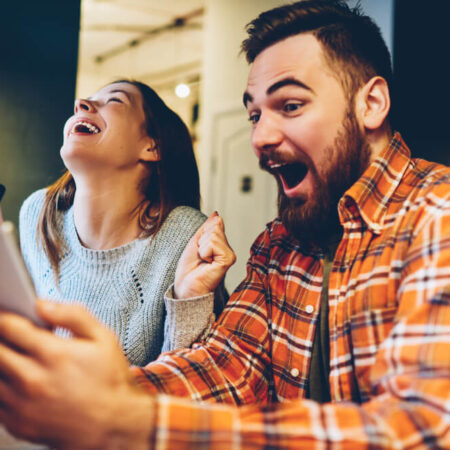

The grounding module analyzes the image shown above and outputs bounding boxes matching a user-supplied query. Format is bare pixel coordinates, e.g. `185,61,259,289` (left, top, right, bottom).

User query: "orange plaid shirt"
132,133,450,448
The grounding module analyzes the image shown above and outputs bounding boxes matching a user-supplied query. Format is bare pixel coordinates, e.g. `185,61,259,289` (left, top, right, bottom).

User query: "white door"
207,106,278,292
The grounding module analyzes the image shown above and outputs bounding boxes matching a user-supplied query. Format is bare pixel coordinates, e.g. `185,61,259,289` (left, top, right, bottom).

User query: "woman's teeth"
71,121,100,134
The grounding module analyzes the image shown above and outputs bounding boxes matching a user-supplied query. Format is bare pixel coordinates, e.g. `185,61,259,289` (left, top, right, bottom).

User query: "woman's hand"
174,212,236,299
0,300,154,449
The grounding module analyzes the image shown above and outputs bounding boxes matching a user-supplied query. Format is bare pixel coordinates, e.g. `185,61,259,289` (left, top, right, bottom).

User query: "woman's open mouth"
70,120,101,135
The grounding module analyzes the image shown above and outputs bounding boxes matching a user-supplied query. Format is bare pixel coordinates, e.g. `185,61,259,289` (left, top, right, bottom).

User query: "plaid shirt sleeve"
131,171,450,448
132,227,275,406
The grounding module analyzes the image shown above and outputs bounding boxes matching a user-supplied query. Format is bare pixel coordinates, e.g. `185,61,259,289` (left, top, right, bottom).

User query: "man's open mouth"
70,121,101,135
269,162,309,190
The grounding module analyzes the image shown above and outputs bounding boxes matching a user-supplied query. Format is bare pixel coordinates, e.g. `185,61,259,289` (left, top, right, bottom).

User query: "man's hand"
0,301,155,449
174,212,236,299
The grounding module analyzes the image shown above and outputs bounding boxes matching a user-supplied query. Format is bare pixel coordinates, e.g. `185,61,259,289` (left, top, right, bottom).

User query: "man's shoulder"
384,158,450,237
408,158,450,185
404,158,450,204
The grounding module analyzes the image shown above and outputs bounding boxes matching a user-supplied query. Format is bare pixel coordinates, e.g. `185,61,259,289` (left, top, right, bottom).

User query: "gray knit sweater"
19,189,215,366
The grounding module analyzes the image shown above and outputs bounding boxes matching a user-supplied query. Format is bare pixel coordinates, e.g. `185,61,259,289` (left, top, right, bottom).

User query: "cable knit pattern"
19,189,214,366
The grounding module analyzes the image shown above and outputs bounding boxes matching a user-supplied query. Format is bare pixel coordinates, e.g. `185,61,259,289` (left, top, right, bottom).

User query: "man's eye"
108,97,123,103
248,113,260,124
283,102,302,113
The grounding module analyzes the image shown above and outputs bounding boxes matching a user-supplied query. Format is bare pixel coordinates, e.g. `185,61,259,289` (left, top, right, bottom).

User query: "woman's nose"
74,98,95,114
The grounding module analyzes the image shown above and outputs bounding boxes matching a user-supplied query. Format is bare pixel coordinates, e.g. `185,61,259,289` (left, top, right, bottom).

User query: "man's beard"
276,108,371,249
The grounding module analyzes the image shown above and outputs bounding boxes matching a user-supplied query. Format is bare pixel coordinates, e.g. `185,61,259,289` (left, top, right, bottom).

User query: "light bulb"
175,83,190,98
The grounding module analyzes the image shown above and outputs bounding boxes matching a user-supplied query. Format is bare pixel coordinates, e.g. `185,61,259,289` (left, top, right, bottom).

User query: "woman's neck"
72,176,147,250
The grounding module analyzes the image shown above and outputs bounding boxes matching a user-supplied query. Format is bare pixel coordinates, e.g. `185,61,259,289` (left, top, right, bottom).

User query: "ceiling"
77,0,206,104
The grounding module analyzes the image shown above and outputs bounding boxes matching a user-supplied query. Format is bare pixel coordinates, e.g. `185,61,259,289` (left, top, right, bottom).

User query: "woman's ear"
356,76,391,131
139,137,160,162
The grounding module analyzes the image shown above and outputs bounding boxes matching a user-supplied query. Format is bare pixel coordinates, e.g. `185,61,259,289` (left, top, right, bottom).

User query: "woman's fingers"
198,215,235,267
175,212,219,269
175,212,235,298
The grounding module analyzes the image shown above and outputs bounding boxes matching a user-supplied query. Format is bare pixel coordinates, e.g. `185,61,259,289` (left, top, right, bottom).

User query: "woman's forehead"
91,82,142,101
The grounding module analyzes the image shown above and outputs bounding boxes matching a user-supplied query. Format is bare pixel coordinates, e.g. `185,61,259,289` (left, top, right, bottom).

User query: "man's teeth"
72,121,100,134
269,163,286,169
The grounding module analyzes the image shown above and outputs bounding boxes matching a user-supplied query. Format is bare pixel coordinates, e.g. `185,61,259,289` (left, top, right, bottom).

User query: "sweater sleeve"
156,206,230,353
161,285,215,352
155,206,213,353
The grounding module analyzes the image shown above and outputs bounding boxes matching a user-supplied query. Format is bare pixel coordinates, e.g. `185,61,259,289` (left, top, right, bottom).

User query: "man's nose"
251,114,283,156
74,98,95,114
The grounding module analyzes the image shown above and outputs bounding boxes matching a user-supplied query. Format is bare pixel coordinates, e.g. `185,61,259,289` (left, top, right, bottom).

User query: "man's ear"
139,137,160,162
356,76,390,131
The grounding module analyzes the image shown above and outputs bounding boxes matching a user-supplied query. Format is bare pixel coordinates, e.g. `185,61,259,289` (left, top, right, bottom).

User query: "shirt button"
305,304,314,314
290,368,299,378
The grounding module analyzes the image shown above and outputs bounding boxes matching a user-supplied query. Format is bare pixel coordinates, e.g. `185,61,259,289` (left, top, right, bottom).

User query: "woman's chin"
60,149,102,175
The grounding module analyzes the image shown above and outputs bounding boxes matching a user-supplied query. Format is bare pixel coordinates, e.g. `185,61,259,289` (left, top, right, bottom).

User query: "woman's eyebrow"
107,89,132,100
87,89,132,101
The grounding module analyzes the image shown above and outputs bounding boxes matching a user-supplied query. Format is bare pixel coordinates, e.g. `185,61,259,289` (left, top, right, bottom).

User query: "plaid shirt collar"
339,132,412,235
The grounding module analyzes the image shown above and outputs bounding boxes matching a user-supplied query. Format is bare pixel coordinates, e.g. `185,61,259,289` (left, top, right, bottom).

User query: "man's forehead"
244,34,326,101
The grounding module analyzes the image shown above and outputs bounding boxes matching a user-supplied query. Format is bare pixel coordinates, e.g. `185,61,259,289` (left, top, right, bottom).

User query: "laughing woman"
19,80,226,366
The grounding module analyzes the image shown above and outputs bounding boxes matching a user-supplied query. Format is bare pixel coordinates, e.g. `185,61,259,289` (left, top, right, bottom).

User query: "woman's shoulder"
19,188,48,226
154,206,206,246
19,188,49,258
166,205,207,229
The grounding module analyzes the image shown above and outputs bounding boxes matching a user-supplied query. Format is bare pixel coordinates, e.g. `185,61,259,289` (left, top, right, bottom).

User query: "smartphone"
0,221,46,326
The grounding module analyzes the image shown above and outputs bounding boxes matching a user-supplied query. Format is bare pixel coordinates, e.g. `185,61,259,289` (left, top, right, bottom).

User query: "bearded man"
0,1,449,448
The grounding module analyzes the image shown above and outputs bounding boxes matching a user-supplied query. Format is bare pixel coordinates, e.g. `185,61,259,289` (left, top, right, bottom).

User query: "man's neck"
366,127,392,163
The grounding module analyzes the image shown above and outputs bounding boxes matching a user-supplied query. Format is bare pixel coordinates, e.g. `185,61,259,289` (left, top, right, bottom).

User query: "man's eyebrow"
243,92,253,107
243,77,313,107
267,77,313,95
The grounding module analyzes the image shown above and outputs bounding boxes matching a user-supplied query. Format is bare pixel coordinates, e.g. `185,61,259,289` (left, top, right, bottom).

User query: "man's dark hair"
242,0,393,100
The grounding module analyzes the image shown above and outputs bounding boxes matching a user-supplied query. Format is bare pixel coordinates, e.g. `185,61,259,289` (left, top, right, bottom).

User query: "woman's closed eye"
107,97,124,103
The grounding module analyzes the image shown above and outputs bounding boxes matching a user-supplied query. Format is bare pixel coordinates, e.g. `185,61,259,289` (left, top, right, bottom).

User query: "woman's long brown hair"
37,80,200,278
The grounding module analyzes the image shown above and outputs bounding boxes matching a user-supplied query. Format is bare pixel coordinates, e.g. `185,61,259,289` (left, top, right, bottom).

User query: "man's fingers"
0,340,39,386
36,300,106,340
0,312,54,361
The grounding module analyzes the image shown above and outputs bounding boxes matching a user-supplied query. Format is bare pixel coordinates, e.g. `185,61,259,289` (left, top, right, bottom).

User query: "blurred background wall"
0,0,448,291
0,0,80,229
392,0,450,165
